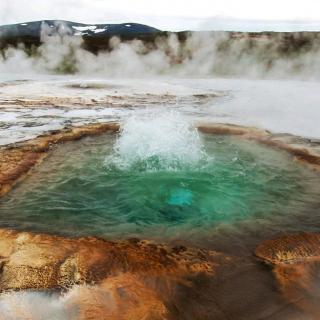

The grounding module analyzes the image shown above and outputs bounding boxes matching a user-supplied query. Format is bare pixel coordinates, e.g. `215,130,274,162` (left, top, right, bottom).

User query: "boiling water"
0,114,319,254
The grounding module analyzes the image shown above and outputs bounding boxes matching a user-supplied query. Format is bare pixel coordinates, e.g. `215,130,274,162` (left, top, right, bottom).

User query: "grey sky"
1,0,320,31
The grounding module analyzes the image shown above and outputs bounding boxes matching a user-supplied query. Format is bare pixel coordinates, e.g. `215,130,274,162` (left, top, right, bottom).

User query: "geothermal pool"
1,115,319,254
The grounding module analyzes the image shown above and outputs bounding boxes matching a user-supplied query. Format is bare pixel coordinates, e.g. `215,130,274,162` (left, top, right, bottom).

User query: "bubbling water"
106,112,209,171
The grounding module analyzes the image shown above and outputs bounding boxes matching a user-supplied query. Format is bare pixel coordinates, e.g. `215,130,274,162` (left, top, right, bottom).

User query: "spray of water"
105,112,209,171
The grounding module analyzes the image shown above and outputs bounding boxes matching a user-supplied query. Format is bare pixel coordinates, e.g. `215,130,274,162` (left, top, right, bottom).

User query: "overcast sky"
1,0,320,31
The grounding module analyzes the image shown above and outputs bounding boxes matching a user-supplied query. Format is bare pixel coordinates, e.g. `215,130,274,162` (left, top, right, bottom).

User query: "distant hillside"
0,20,160,37
0,20,163,50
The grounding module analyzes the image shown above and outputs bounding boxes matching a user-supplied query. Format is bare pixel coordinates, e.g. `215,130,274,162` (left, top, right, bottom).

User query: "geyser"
106,112,209,171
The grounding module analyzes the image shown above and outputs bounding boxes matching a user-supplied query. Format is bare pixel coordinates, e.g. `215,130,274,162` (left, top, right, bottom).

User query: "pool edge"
1,121,320,200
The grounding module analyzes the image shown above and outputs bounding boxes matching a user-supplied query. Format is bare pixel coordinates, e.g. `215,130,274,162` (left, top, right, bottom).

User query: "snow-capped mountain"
0,20,161,39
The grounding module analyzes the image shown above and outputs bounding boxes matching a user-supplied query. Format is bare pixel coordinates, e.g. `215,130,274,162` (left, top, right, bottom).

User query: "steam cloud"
1,22,320,79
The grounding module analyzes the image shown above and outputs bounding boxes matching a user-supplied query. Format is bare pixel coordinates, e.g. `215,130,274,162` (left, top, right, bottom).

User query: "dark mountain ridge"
0,20,164,51
0,20,160,37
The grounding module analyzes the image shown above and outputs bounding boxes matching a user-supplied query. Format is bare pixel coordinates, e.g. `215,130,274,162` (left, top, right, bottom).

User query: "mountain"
0,20,164,50
0,20,161,38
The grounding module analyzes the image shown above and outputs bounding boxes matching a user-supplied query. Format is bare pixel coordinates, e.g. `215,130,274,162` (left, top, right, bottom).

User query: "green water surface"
0,133,319,246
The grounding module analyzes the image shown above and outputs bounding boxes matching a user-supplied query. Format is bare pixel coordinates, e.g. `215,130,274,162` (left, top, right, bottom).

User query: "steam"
2,22,320,79
106,112,209,171
0,285,113,320
0,291,70,320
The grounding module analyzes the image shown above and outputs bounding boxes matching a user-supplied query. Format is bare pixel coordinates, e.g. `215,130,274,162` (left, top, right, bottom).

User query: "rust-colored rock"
255,232,320,264
64,274,168,320
0,228,237,319
0,228,312,319
0,228,226,292
256,233,320,318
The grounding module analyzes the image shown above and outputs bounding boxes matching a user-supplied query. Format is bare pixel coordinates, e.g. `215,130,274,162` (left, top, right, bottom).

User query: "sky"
1,0,320,31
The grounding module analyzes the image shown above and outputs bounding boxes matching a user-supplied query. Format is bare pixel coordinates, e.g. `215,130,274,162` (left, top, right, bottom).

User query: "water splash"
105,112,209,171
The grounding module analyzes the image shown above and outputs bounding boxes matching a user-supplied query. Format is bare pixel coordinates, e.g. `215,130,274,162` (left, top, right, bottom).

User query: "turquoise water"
0,132,319,248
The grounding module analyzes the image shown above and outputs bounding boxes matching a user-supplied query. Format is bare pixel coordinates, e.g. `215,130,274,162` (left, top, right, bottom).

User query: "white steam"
2,23,320,79
106,112,209,171
0,291,71,320
0,285,114,320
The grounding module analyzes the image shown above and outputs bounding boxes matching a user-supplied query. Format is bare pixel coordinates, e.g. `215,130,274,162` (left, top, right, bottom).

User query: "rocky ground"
256,233,320,319
0,227,319,318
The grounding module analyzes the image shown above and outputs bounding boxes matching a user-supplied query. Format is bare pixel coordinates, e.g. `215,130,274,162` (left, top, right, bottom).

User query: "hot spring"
0,113,319,254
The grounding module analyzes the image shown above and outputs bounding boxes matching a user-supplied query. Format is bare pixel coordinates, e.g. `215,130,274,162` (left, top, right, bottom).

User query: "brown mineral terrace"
0,228,222,291
0,228,232,319
0,228,320,318
256,233,320,319
0,92,221,109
